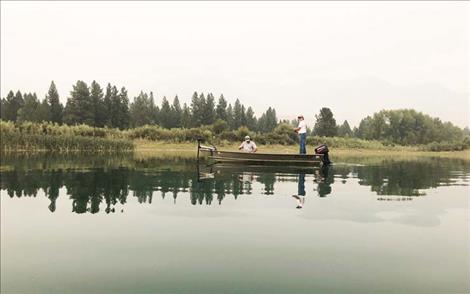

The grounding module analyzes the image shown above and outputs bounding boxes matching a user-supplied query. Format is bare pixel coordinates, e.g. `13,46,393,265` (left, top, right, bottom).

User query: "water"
1,154,469,294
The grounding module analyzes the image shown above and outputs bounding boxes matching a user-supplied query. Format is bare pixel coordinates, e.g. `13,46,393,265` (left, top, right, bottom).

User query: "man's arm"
252,143,257,153
238,143,244,150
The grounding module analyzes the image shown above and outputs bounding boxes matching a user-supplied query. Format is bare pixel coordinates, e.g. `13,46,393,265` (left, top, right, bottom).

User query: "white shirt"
240,141,257,152
297,120,307,134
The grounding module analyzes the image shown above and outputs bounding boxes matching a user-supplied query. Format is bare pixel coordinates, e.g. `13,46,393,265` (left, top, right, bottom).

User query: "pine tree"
191,92,206,127
3,90,24,122
159,96,172,128
108,85,121,128
171,95,182,128
313,107,337,137
130,91,156,127
258,107,278,132
245,106,257,131
202,93,216,125
117,87,130,129
37,97,51,122
0,98,5,120
17,93,41,122
46,81,63,124
226,104,234,129
338,120,353,137
181,103,191,128
216,94,228,121
152,92,161,125
90,81,105,127
103,84,113,127
233,99,243,129
63,81,94,125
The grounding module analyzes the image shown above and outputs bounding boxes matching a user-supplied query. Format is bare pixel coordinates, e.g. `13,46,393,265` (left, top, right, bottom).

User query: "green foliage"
47,81,63,124
170,96,182,128
313,107,337,137
64,81,94,126
130,91,157,127
3,81,468,152
181,103,191,128
338,120,353,137
0,121,133,153
17,93,41,123
127,124,213,142
212,119,229,134
159,96,172,128
420,137,470,152
257,107,278,132
356,109,465,145
2,91,24,122
90,80,105,127
216,94,228,121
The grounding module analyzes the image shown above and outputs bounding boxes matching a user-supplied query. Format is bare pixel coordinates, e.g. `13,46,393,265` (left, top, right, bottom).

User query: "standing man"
294,115,307,154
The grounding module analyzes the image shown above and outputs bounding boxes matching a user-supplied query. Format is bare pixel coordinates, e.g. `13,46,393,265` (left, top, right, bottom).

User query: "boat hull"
201,149,323,166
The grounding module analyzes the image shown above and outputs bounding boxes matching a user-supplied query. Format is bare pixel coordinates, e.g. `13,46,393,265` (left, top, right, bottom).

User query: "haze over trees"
1,80,469,147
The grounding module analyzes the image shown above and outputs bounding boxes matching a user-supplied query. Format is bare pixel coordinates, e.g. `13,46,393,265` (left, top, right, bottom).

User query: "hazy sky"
1,1,469,127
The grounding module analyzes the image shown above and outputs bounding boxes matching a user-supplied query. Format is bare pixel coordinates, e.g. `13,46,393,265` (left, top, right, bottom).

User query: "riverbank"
134,140,470,160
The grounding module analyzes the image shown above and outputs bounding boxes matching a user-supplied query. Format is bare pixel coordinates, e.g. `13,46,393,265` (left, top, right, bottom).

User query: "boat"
197,141,325,166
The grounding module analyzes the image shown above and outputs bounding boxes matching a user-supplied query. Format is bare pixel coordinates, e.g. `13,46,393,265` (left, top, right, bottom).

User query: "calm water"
1,154,469,294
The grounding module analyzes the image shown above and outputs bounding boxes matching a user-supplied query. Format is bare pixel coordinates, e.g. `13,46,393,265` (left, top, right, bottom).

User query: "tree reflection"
1,155,468,213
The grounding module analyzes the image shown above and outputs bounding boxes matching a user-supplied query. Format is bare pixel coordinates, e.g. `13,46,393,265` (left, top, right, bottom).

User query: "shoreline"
2,140,469,160
134,140,470,160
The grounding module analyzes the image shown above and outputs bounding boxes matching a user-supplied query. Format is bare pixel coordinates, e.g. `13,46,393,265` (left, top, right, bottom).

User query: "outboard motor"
315,144,331,165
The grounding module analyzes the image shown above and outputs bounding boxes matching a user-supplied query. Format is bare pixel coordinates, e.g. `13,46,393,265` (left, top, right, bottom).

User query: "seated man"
238,136,257,153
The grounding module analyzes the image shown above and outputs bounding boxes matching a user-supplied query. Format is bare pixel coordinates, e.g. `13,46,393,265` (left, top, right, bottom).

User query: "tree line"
0,80,278,132
1,80,468,146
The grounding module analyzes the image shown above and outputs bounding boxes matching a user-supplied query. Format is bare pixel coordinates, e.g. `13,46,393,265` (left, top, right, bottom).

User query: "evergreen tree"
181,103,191,128
1,91,14,121
17,93,41,122
130,91,156,127
0,98,5,120
46,81,63,124
103,84,113,127
159,96,172,128
226,104,234,129
152,92,160,126
233,99,243,129
37,97,51,122
245,106,257,131
191,92,206,127
241,105,247,126
117,87,130,129
3,90,24,122
171,95,182,128
338,120,353,137
258,107,278,132
90,81,105,127
108,85,122,128
216,94,228,121
313,107,337,137
63,81,94,125
202,93,216,125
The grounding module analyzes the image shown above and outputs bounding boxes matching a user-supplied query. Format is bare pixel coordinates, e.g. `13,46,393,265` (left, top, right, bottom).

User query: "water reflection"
1,154,469,213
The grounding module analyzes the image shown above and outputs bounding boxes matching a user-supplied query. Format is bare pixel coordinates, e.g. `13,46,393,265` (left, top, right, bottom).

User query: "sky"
1,1,469,127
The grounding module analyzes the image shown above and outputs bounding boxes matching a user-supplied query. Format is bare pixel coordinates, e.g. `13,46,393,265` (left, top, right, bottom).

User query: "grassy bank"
0,121,133,153
134,140,470,160
1,121,468,155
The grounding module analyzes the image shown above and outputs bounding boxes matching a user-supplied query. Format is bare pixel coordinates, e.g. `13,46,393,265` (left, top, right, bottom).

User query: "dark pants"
299,133,307,154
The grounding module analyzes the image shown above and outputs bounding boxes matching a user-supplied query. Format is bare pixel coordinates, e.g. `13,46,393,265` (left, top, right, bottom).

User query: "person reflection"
292,172,306,209
314,165,333,197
